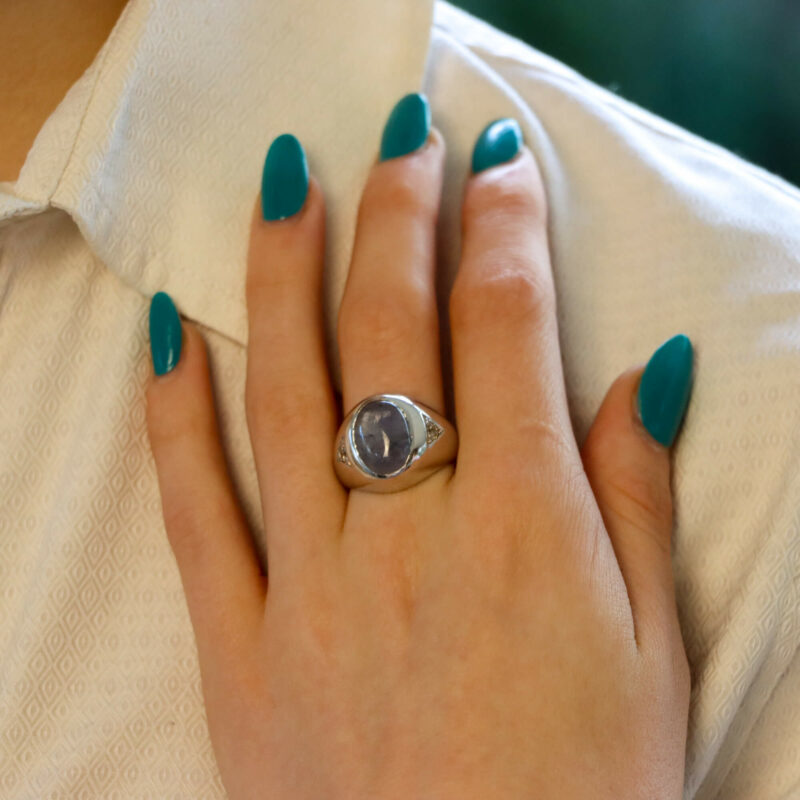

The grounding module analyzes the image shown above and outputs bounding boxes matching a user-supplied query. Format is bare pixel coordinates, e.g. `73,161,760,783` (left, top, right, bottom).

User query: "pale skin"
5,4,691,797
147,132,691,795
0,0,130,182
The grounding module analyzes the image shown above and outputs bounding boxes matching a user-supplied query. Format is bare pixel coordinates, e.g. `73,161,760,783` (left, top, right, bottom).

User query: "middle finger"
337,93,446,419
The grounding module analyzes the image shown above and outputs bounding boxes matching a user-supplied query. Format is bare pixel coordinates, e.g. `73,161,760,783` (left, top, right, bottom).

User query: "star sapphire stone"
352,400,412,477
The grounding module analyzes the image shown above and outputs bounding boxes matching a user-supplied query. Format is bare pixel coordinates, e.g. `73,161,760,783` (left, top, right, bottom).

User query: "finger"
338,93,447,420
450,119,578,482
246,135,346,592
145,296,266,689
580,334,695,657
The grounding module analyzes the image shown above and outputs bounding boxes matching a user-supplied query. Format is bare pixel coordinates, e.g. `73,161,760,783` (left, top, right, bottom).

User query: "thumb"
580,334,695,653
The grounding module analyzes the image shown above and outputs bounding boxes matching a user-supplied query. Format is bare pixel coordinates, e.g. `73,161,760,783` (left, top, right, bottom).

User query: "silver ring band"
333,394,458,493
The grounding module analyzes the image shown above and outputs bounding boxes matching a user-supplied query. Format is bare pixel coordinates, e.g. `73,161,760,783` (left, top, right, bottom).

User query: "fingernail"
261,133,309,221
380,92,431,161
149,291,182,376
636,334,695,447
472,118,523,173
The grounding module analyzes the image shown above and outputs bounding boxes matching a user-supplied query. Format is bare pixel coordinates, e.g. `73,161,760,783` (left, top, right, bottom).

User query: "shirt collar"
2,0,435,348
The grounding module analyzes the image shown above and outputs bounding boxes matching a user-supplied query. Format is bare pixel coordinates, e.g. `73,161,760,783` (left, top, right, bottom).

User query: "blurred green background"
452,0,799,188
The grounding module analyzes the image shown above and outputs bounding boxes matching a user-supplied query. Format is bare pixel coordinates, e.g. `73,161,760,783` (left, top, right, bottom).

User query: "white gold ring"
333,393,458,493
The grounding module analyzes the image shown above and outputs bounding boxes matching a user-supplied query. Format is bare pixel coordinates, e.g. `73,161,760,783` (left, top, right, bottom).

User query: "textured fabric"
1,0,799,796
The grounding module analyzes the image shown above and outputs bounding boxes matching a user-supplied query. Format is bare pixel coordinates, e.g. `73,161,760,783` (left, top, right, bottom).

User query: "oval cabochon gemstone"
352,400,412,477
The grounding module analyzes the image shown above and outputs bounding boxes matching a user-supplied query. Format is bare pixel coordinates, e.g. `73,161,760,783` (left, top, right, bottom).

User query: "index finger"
449,119,578,481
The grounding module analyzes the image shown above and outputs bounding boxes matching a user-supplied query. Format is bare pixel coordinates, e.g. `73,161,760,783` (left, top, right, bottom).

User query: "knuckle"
449,260,554,336
159,490,227,574
146,396,208,453
246,257,295,309
463,168,542,226
338,280,433,356
468,434,578,506
605,469,673,553
245,373,311,442
359,166,436,226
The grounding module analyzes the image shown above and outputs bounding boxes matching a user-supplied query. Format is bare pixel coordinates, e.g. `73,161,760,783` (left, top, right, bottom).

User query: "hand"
145,95,693,799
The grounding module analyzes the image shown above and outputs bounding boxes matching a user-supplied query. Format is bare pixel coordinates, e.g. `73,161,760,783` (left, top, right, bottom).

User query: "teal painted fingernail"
261,133,309,221
149,291,182,376
380,93,431,161
472,118,523,173
637,334,695,447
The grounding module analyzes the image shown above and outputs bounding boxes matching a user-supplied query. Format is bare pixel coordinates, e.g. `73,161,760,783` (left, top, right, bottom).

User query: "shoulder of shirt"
433,0,800,207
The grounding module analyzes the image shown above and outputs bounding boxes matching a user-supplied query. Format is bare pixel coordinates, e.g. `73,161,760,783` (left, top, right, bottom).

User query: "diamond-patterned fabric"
1,1,799,797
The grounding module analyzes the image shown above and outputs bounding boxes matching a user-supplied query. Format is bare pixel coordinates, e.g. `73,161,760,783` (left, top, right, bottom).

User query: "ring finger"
337,93,446,430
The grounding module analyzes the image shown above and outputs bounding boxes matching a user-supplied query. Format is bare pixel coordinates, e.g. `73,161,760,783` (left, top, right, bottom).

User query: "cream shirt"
1,1,799,797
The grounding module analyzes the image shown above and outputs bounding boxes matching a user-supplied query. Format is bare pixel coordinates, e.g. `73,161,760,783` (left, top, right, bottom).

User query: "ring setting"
334,394,457,492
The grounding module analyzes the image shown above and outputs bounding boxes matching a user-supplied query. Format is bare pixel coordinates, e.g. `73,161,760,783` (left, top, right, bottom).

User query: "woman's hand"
144,94,694,799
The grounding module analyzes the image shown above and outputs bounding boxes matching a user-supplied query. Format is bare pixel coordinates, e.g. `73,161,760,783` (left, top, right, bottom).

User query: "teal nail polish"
149,291,182,376
637,334,695,447
380,93,431,161
472,118,523,173
261,133,309,221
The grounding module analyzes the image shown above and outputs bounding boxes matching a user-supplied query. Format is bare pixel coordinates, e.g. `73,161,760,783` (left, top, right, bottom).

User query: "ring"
333,394,458,493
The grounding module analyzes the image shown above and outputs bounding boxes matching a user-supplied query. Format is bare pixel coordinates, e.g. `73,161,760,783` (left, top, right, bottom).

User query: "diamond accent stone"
424,415,444,446
352,400,412,477
336,439,352,466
